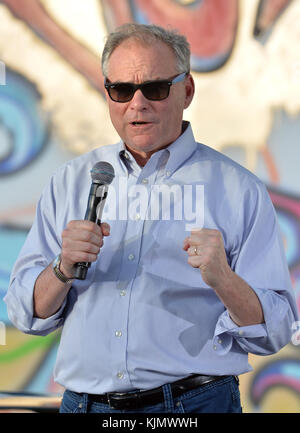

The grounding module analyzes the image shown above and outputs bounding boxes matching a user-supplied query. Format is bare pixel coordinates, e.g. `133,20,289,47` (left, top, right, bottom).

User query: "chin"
128,139,158,153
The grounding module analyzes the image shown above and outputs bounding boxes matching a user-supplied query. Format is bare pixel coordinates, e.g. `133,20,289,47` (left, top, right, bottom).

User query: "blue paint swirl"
250,358,300,407
0,68,49,175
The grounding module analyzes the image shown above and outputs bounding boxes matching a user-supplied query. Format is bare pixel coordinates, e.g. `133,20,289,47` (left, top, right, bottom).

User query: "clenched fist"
183,228,232,289
60,220,110,278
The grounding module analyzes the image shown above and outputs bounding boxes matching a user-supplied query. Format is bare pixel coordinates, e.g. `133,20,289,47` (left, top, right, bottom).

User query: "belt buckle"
107,392,140,410
107,392,119,409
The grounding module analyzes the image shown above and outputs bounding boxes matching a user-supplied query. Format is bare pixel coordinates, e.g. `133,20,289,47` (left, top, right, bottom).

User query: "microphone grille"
91,161,115,184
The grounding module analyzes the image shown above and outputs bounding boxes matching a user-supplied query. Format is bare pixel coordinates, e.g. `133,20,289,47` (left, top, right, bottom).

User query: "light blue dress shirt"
5,122,298,394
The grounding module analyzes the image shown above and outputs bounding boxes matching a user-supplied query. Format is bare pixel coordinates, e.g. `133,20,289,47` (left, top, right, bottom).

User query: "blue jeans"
59,376,242,413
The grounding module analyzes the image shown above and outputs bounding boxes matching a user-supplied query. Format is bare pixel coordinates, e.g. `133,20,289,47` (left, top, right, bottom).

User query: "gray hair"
101,23,190,77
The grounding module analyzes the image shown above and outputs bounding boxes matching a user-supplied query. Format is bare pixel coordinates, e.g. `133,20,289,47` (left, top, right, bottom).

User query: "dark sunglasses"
104,72,188,103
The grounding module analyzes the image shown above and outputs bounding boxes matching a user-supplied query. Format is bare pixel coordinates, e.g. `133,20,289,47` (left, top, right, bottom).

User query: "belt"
80,374,229,410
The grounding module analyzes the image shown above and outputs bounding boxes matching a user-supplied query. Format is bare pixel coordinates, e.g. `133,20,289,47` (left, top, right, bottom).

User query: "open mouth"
131,121,149,126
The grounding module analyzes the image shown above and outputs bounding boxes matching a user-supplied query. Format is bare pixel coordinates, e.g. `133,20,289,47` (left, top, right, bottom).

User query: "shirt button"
128,254,135,261
135,213,141,221
213,345,217,350
115,330,122,337
218,339,222,344
117,372,124,379
120,290,126,296
142,178,148,184
239,330,244,336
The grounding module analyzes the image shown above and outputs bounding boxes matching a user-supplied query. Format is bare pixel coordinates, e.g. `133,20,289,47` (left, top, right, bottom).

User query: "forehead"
106,38,178,81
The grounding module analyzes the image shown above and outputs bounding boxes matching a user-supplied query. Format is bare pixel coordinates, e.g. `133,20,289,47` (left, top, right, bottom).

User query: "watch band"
52,254,74,284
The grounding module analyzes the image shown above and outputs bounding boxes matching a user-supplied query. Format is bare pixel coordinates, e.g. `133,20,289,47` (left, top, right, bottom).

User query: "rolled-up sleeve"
213,287,296,355
4,176,66,336
4,267,66,335
213,181,299,356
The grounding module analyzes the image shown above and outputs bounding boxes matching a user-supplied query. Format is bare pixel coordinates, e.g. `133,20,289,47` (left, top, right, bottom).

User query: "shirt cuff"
213,310,267,355
5,265,66,335
30,300,66,334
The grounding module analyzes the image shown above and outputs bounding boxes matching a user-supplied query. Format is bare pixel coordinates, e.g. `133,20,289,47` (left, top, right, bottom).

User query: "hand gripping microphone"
74,161,115,280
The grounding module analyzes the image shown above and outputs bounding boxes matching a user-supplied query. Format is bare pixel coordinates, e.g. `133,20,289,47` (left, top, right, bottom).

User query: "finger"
185,231,203,245
187,255,202,268
101,222,110,237
63,250,99,265
63,231,103,248
63,239,101,255
61,239,101,266
187,245,201,256
67,220,102,236
183,238,190,251
188,229,222,247
185,236,202,248
63,223,103,244
183,232,204,249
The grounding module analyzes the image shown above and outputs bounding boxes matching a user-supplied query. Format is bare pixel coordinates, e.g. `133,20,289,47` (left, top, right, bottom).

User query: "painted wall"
0,0,300,412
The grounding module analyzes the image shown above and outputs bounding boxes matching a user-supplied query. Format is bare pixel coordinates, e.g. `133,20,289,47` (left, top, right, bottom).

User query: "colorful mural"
0,0,299,412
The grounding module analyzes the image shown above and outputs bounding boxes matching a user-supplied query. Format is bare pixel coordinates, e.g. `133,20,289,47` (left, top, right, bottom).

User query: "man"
5,24,298,413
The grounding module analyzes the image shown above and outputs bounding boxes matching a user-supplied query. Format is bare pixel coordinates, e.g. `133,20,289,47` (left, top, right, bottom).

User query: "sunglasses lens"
106,80,171,102
109,84,134,102
142,82,170,101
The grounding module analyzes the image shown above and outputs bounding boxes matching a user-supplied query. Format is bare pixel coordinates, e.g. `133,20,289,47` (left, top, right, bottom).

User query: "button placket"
111,168,155,388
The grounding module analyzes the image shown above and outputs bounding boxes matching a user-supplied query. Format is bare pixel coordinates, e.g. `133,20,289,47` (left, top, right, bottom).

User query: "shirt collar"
164,121,197,176
119,145,141,176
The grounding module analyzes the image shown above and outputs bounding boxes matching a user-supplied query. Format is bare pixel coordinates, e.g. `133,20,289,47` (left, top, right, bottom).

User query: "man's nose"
129,88,150,110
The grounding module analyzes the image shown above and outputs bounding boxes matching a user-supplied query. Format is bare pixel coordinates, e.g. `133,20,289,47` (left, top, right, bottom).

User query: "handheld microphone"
74,161,115,280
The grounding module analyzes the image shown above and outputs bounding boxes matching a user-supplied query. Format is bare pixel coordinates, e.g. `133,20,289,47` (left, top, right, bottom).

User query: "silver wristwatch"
52,254,74,284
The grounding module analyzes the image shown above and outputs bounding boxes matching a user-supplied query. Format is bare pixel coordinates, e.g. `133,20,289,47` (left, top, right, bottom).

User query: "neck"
125,147,157,167
124,122,188,167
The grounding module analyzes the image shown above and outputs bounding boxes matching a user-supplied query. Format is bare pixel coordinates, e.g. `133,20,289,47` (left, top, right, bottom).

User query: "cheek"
108,104,126,130
155,101,175,122
160,103,183,126
161,91,185,118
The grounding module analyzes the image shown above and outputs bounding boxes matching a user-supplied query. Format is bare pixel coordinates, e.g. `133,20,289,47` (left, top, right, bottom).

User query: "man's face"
105,38,194,163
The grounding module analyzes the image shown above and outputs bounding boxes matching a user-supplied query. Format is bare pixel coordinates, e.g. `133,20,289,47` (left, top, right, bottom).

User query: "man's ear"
184,74,195,109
